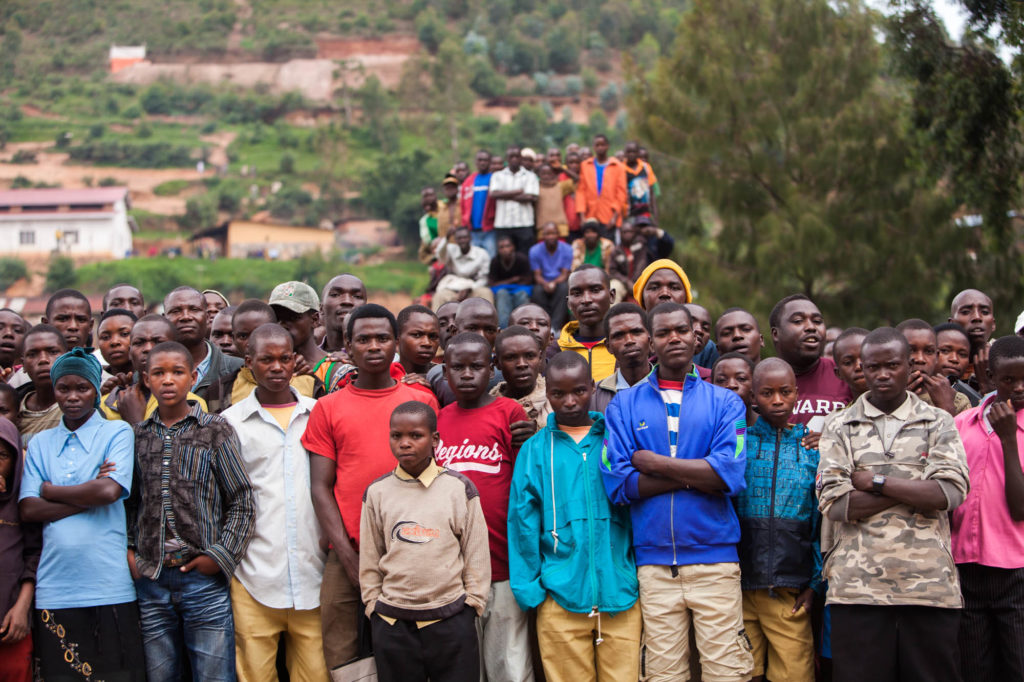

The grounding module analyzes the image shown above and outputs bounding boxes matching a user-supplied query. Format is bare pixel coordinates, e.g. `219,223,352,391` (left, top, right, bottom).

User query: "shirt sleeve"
507,439,545,611
924,410,971,511
206,424,257,576
18,439,44,501
462,492,492,616
106,422,135,500
359,490,385,617
600,394,642,503
702,391,748,497
528,247,540,272
522,171,539,197
301,399,338,461
816,417,855,523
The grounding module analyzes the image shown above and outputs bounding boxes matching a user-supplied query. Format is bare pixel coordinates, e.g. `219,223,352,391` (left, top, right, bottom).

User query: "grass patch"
153,179,191,196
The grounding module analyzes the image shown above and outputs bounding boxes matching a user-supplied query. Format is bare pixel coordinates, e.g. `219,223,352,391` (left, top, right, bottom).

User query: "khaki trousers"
742,588,814,682
536,596,642,682
319,549,362,671
231,578,329,682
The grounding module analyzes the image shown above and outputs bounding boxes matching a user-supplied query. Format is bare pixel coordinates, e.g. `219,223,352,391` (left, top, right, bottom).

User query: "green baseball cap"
268,281,320,314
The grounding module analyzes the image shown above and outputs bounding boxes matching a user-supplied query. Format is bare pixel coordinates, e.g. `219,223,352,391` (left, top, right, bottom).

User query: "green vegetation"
45,256,76,293
74,255,429,302
0,257,28,289
153,180,191,196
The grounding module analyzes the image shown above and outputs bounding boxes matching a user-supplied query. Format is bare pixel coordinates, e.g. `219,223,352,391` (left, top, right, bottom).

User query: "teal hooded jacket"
508,412,638,614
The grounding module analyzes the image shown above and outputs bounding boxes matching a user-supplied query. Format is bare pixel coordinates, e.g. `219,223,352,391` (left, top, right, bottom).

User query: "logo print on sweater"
392,521,440,544
435,438,503,474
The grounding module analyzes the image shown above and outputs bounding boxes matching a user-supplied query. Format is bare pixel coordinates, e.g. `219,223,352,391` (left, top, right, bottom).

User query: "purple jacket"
0,416,41,617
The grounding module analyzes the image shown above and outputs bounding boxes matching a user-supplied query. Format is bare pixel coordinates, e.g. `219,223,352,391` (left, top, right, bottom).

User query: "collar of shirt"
234,386,312,429
193,340,214,390
395,458,443,488
861,393,913,422
142,400,205,431
54,410,106,456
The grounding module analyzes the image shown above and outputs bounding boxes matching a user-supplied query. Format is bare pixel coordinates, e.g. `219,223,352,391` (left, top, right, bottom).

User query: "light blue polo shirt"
20,410,136,609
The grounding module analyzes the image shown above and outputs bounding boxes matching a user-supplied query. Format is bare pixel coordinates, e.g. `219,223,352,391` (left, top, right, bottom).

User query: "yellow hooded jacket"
557,321,617,382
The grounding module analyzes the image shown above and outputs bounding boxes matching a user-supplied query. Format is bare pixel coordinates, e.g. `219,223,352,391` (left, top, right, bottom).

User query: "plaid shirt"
129,402,255,579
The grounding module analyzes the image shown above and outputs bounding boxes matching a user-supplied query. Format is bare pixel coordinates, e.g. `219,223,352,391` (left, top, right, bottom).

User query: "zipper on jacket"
583,448,599,610
664,374,685,567
768,428,781,586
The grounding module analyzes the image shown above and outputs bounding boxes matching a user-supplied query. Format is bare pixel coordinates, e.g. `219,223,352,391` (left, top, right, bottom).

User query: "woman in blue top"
18,347,145,681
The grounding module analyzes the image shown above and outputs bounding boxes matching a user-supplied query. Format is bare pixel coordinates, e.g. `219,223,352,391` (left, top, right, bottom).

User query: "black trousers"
831,604,961,682
496,226,536,257
371,606,479,682
35,602,147,682
531,280,569,330
958,563,1024,682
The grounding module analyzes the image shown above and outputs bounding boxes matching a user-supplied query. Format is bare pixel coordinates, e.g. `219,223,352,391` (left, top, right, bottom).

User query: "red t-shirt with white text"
791,356,852,428
435,397,529,581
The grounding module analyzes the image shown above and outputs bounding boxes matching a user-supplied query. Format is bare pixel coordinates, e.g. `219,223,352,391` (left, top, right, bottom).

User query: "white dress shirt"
490,167,539,228
221,388,325,610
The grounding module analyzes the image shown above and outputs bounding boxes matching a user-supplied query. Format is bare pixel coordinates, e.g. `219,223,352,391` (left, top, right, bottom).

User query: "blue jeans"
471,229,496,258
494,286,532,328
136,569,236,682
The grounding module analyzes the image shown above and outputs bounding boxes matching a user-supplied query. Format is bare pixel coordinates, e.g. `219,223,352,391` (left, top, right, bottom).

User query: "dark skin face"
454,161,469,182
566,153,580,175
642,269,687,310
684,304,711,355
421,188,438,212
247,335,296,403
754,364,798,430
445,343,495,408
232,311,275,358
582,228,600,249
454,228,472,254
322,274,367,335
567,269,612,334
105,286,145,318
53,375,97,429
490,157,503,173
506,147,522,173
624,142,639,164
607,313,650,368
991,356,1024,412
510,304,552,350
0,311,27,367
399,312,440,373
475,151,491,174
211,311,236,356
45,298,92,349
546,364,594,427
455,304,499,349
0,442,13,488
389,411,439,478
274,307,318,348
23,332,64,389
347,318,397,379
129,320,176,374
950,290,996,347
538,165,556,186
651,309,696,379
0,393,17,429
619,223,637,246
715,310,764,364
495,335,543,395
593,137,609,162
164,290,209,348
712,358,754,409
547,148,561,167
833,334,867,395
497,237,515,261
771,299,825,371
862,340,911,413
203,293,226,324
903,328,939,391
145,350,197,412
937,329,971,379
436,302,459,349
442,182,459,201
97,314,134,371
541,223,560,250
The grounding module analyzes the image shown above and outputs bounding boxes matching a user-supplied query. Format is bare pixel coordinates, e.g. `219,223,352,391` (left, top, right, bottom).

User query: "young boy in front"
509,351,641,682
361,401,490,682
130,341,255,682
436,332,532,681
222,324,327,682
735,358,820,682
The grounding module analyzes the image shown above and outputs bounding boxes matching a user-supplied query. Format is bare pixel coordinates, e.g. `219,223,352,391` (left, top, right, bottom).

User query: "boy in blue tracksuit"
601,302,753,682
509,351,641,682
737,358,821,682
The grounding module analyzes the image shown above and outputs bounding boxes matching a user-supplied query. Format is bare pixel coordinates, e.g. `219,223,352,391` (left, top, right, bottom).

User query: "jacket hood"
632,259,693,308
0,416,24,507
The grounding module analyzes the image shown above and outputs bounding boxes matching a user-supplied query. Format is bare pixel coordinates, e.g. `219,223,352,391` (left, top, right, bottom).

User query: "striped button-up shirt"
490,167,539,228
130,403,255,579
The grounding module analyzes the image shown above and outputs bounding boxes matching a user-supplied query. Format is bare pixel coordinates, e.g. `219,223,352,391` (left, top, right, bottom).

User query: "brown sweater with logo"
360,460,491,620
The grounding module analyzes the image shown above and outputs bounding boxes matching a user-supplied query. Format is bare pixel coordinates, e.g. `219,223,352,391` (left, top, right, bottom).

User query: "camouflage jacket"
490,376,552,431
816,392,969,608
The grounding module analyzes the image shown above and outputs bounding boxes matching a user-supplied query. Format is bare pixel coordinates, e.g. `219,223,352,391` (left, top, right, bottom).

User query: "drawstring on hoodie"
549,434,559,554
588,606,603,645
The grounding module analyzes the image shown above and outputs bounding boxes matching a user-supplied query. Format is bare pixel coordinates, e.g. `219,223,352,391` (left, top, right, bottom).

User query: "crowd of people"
0,139,1022,682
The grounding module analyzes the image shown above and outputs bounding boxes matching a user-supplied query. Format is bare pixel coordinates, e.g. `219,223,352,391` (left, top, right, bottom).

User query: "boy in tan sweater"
360,401,491,682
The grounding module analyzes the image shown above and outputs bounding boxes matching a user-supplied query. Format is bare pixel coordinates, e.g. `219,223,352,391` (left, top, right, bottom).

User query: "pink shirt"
951,396,1024,569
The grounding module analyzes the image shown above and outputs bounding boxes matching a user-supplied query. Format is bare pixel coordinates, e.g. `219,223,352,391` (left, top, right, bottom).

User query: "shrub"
0,257,28,290
45,256,76,293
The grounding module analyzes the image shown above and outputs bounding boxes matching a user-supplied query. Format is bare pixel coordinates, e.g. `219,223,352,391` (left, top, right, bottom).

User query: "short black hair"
862,327,910,357
496,234,514,245
163,286,203,309
593,133,609,143
547,349,591,376
603,302,647,339
214,305,237,319
0,381,16,406
753,357,796,386
832,326,869,362
133,314,178,340
895,318,934,335
988,335,1024,373
581,221,601,234
711,351,755,378
247,322,294,356
768,294,811,330
397,305,437,334
147,340,194,370
391,400,437,432
646,302,692,333
510,302,549,321
346,303,398,341
444,331,491,358
495,325,543,357
45,289,91,318
234,299,276,328
933,322,970,345
99,308,138,324
102,283,142,310
24,323,68,350
569,263,610,288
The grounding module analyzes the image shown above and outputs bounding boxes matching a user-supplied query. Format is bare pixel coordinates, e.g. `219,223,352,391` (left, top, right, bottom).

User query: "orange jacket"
576,157,628,227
